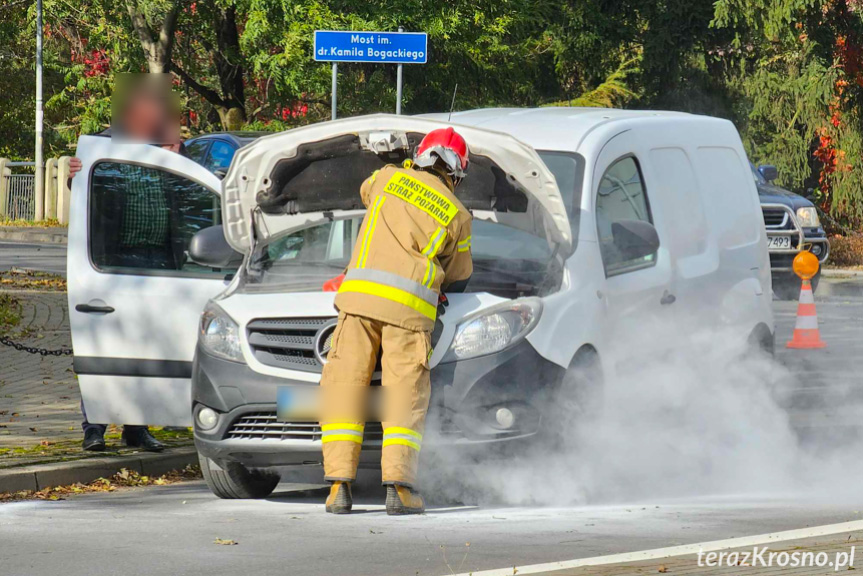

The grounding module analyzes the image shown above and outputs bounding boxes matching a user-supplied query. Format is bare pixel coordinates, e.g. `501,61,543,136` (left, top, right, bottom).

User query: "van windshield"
243,152,580,298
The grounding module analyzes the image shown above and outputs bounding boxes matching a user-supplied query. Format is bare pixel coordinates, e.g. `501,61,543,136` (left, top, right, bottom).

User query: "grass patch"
0,218,66,228
0,427,194,465
0,293,20,330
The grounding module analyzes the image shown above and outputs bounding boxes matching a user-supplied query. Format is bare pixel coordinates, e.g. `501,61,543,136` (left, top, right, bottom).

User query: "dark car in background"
184,132,268,177
753,164,829,299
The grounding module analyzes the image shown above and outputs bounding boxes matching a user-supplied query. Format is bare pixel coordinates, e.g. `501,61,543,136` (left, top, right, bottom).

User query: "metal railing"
0,158,71,223
7,172,36,220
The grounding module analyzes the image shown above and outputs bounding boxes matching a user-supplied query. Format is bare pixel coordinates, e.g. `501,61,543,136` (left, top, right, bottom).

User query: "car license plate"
767,236,791,250
277,387,318,422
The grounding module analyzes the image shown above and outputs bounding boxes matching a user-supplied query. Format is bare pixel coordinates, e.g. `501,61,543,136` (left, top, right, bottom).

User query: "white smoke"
421,310,859,507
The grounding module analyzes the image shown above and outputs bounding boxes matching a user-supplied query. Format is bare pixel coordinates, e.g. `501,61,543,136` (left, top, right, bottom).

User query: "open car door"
68,136,230,426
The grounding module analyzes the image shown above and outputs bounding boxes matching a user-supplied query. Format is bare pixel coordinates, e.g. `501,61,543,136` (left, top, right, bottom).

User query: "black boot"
325,481,353,514
82,428,106,452
122,428,165,452
386,485,425,515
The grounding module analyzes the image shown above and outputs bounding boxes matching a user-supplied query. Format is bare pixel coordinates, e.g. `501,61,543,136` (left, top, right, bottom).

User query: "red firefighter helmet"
413,127,469,180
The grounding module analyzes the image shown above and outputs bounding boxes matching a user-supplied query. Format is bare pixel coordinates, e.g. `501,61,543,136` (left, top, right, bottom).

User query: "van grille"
762,207,788,229
226,412,383,443
246,317,334,373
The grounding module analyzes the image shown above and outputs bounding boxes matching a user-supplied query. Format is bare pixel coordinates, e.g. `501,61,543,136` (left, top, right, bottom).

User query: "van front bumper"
192,338,564,469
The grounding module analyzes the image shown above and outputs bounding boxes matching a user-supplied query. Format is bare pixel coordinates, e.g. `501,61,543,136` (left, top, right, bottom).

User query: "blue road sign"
314,30,428,64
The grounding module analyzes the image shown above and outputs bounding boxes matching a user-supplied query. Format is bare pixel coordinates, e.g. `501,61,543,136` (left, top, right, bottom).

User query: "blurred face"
123,92,166,142
112,73,180,146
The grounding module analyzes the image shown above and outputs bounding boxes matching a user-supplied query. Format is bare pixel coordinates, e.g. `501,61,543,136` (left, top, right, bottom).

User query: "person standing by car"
321,128,474,515
70,74,185,452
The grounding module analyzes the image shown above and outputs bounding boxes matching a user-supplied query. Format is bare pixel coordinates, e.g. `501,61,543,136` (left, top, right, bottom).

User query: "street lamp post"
34,0,44,221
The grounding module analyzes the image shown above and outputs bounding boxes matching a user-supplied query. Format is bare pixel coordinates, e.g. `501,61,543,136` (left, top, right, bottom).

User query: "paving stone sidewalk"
0,290,80,450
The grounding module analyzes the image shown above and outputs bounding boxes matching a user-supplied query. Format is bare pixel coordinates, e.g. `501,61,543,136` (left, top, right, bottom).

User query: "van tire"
199,453,280,499
545,347,603,447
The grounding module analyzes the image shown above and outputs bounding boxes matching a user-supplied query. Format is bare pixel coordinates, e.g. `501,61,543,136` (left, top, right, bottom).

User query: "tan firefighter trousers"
320,311,432,487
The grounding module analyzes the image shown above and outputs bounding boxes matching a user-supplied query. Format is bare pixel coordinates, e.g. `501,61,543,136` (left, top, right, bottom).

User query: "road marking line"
448,519,863,576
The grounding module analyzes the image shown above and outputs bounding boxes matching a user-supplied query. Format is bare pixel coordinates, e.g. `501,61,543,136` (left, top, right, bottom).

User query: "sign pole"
34,0,44,221
396,26,404,115
331,63,338,120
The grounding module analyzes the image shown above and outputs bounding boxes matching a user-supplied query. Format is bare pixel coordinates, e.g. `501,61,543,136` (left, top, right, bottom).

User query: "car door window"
184,139,210,164
595,156,656,275
203,141,236,173
89,161,232,276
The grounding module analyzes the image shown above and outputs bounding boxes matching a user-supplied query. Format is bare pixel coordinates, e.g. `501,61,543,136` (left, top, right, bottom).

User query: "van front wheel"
199,453,280,499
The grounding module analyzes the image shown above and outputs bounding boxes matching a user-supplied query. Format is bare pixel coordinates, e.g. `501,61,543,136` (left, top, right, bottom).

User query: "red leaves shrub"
828,235,863,267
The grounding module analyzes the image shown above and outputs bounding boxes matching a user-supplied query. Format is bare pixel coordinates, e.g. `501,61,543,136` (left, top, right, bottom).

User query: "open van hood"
221,114,570,253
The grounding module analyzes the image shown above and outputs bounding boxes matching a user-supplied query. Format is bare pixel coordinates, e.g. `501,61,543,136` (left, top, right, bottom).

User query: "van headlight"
796,207,820,228
444,299,542,362
199,302,244,363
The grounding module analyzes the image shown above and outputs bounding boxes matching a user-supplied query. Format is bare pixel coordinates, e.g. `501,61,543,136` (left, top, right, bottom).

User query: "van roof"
420,107,695,153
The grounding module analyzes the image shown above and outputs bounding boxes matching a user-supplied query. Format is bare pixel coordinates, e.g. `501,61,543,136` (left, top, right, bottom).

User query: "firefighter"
321,127,473,515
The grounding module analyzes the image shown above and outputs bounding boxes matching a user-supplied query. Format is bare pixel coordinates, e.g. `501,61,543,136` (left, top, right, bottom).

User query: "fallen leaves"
214,539,238,546
0,464,202,503
0,269,67,292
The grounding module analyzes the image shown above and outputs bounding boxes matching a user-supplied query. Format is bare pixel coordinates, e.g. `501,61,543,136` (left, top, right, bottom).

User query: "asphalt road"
0,241,66,275
1,275,861,576
2,484,862,576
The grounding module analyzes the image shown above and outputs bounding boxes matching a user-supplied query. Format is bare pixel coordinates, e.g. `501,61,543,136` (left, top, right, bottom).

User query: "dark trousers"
80,400,147,435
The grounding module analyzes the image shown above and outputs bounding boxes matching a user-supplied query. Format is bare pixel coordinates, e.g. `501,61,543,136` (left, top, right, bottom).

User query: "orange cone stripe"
786,279,826,349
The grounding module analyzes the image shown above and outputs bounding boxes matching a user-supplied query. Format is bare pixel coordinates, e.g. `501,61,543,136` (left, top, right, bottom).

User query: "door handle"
660,291,676,306
75,304,115,314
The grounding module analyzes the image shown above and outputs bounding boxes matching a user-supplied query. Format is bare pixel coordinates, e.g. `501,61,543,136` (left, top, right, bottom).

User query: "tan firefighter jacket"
334,164,473,331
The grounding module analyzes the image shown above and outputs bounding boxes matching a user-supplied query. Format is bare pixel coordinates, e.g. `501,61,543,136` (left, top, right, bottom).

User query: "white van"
68,109,773,498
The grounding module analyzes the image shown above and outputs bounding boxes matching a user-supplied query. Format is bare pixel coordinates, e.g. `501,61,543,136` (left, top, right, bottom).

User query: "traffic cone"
786,279,826,349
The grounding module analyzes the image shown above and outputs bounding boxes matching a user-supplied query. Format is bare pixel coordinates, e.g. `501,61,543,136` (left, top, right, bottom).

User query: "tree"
714,0,863,226
125,0,183,74
173,1,247,130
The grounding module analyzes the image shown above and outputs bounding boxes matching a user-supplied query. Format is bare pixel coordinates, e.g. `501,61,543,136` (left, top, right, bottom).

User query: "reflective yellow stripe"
369,170,379,183
457,235,471,252
322,434,363,444
382,438,422,451
383,172,458,226
384,427,423,441
421,227,447,288
421,227,444,256
322,423,364,433
358,196,386,269
339,280,437,320
424,260,436,288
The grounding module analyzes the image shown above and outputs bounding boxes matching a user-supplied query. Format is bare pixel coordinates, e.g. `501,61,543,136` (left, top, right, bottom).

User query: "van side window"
89,161,231,276
595,156,655,275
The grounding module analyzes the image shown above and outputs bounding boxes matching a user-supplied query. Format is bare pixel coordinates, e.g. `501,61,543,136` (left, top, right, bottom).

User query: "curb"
0,227,67,245
822,268,863,278
0,446,198,493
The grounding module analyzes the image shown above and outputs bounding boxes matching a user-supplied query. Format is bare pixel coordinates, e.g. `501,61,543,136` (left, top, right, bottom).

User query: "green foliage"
545,58,641,108
0,0,862,228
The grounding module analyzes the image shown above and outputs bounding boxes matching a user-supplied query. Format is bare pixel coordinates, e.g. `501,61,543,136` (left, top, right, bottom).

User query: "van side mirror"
758,164,778,182
611,219,660,261
188,225,244,269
